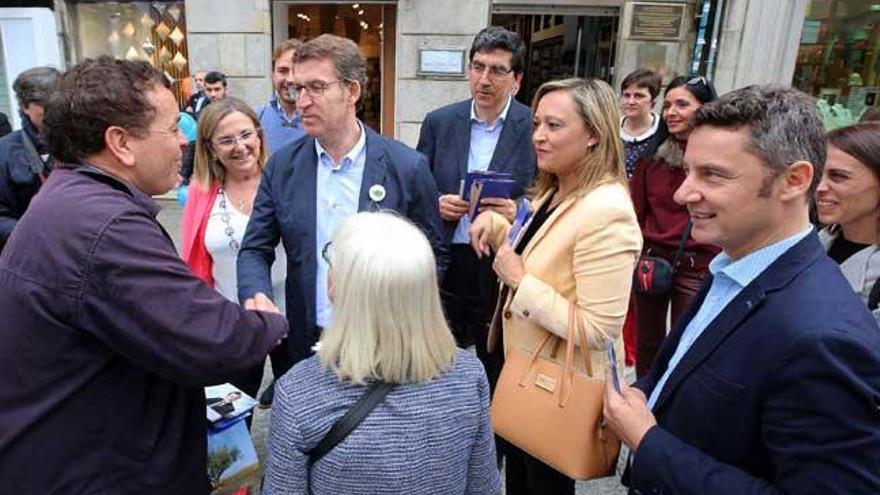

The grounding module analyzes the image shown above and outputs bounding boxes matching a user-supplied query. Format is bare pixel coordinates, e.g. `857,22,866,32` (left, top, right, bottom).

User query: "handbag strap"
560,303,594,407
669,220,693,271
308,381,394,464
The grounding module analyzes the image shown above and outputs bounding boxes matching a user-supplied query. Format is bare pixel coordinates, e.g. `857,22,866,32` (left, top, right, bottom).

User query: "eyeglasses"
321,241,333,266
469,61,513,79
289,80,346,99
213,129,257,148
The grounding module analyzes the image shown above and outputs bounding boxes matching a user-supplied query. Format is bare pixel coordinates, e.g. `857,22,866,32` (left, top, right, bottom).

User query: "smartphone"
607,340,621,393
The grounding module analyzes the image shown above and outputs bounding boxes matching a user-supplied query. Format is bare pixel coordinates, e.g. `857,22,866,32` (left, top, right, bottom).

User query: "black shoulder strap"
308,381,394,464
868,275,880,311
670,219,693,272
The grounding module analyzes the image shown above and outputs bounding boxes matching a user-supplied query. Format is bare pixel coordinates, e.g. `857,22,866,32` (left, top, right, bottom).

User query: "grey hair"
692,85,826,198
13,66,62,107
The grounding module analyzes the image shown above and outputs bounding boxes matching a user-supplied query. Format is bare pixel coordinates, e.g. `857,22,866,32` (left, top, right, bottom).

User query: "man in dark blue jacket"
237,35,446,398
0,66,61,252
0,57,287,494
604,85,880,494
417,26,535,363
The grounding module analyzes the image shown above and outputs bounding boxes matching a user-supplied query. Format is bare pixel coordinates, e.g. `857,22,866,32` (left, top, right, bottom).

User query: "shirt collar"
620,113,660,142
270,96,301,123
470,95,513,126
315,120,367,171
709,226,814,287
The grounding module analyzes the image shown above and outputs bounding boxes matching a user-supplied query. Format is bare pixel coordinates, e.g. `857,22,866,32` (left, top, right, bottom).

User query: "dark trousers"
440,244,497,360
504,441,575,495
634,244,711,378
275,323,323,378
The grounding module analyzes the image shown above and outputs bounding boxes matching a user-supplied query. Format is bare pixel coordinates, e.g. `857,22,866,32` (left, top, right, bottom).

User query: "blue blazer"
237,126,447,347
416,98,536,241
628,231,880,494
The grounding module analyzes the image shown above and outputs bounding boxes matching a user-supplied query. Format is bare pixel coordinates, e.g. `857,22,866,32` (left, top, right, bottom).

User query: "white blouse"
204,193,287,313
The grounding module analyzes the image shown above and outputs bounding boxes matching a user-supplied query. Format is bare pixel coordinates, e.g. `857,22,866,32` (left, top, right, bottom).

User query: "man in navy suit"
238,34,447,393
604,85,880,494
417,26,536,363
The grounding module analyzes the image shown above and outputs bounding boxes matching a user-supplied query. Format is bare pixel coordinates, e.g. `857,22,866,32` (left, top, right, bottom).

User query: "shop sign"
630,3,685,40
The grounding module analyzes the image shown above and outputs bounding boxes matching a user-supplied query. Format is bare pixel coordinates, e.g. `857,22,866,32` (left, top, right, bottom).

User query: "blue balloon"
177,185,188,206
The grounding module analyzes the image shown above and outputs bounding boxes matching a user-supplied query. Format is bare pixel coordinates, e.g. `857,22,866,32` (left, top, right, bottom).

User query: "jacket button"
503,310,512,319
522,309,530,317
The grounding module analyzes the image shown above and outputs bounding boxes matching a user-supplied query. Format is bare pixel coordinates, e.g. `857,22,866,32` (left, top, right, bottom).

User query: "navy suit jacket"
416,98,536,241
237,126,447,351
628,231,880,494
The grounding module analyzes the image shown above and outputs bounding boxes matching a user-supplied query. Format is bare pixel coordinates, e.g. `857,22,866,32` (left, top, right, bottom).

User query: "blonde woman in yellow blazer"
470,78,642,494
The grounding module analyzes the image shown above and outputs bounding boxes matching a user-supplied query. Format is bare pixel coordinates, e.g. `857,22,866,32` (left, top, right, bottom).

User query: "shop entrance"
272,1,396,136
492,7,619,105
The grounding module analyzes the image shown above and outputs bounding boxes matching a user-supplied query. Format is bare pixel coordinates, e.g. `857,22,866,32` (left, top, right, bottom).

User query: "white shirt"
205,193,287,313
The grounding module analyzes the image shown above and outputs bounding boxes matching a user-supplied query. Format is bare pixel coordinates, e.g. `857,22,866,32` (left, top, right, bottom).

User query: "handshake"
244,292,281,314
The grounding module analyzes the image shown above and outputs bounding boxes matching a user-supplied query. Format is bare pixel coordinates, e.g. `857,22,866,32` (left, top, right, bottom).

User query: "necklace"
217,188,241,252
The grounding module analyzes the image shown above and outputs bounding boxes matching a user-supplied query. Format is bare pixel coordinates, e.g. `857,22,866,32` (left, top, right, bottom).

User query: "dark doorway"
492,12,618,105
279,2,396,136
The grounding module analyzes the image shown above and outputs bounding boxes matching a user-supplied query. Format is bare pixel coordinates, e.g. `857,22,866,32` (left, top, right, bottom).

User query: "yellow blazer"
484,181,642,375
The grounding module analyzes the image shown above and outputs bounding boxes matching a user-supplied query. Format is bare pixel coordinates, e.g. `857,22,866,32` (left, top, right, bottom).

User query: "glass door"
275,2,396,136
492,11,618,105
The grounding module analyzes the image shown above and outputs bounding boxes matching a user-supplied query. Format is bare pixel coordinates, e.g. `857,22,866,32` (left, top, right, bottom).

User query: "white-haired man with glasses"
238,34,447,405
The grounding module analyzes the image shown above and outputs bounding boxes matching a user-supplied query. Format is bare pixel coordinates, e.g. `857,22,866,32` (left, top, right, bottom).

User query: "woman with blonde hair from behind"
470,78,642,494
264,211,501,495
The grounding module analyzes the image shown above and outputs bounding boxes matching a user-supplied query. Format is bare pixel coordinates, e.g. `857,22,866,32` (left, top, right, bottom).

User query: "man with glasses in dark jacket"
237,34,446,405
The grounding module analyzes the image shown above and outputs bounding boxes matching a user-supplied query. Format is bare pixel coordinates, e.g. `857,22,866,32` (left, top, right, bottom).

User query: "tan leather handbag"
490,303,620,480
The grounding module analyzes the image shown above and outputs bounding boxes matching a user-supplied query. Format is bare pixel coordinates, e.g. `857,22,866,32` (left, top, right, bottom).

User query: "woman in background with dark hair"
817,122,880,324
629,76,721,377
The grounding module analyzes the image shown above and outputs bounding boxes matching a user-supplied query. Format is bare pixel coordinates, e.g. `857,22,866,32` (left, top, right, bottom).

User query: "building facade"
7,0,876,138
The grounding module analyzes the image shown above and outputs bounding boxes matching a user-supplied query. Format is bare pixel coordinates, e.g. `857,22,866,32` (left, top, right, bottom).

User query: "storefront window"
281,3,396,134
72,1,191,107
793,0,880,128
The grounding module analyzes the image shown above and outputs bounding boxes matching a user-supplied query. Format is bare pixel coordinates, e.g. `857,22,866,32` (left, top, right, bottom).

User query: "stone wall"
185,0,273,109
394,0,490,146
712,0,807,95
613,0,697,92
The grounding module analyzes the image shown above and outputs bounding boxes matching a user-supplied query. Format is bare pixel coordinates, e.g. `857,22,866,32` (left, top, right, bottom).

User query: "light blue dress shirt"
258,97,306,155
451,96,513,244
647,226,814,410
314,122,367,328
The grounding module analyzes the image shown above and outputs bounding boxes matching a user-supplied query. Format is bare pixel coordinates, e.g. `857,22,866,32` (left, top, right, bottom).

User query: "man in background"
0,66,61,252
196,70,228,120
185,68,208,116
259,38,306,154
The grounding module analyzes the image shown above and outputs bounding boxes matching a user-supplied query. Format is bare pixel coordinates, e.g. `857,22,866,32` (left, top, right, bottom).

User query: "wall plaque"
418,49,466,77
630,3,685,40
